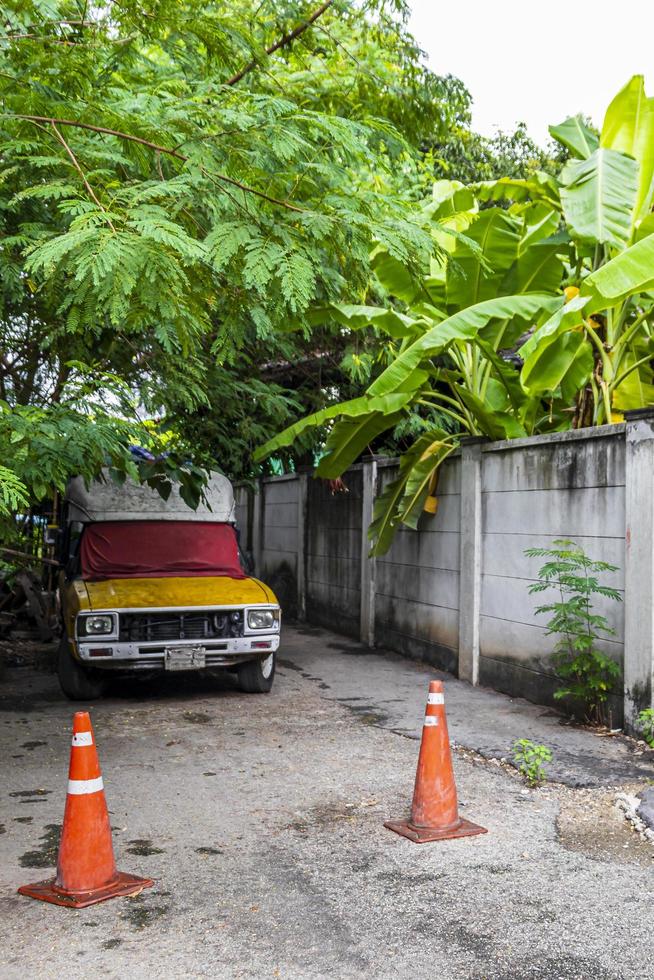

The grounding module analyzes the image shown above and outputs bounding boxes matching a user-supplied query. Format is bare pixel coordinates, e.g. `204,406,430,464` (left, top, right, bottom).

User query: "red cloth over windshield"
80,521,245,580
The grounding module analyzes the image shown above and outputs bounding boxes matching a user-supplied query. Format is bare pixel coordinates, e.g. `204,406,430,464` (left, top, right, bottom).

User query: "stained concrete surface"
1,624,653,980
284,627,654,788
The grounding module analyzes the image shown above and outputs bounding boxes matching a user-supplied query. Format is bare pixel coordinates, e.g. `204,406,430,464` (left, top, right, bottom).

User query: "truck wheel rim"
261,654,274,679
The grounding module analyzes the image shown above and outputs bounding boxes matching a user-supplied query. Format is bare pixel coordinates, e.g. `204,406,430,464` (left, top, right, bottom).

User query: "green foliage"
525,540,622,726
0,466,29,516
259,75,654,554
637,708,654,748
0,369,207,550
5,0,511,504
512,739,553,787
432,121,566,186
1,0,569,505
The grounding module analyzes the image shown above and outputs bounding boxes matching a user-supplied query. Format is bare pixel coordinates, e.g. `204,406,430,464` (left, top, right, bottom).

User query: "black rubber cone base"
384,817,487,843
18,871,154,908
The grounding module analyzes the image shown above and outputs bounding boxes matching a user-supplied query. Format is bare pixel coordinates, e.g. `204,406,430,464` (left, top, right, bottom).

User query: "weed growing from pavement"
512,739,553,786
525,540,622,726
637,708,654,747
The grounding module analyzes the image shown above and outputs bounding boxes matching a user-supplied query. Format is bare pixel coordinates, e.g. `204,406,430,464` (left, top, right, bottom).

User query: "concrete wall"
237,416,654,728
258,476,299,616
375,457,461,674
305,468,362,638
478,430,626,718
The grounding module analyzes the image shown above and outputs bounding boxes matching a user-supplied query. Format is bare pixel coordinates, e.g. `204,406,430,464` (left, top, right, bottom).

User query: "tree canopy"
1,0,576,532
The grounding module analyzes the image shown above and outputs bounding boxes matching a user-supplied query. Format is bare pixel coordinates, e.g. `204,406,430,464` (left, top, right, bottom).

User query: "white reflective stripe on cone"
423,716,439,727
67,776,104,795
71,732,93,747
427,693,444,705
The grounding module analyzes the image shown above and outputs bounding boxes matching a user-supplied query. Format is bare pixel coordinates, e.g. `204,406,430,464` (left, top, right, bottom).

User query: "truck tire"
58,635,105,701
237,653,275,694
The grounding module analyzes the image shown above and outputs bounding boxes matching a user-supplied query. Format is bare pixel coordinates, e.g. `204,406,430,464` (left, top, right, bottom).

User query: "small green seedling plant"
637,708,654,748
525,540,622,726
512,739,553,786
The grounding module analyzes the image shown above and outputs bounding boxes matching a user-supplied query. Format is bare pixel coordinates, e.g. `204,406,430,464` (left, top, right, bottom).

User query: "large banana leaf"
549,115,599,160
519,297,592,395
368,293,560,397
582,232,654,308
325,303,421,339
368,432,455,554
447,209,520,307
519,295,588,363
560,148,638,248
601,75,654,225
514,202,561,253
453,385,527,438
254,392,413,460
315,409,405,479
368,459,412,556
473,337,526,412
501,241,564,296
430,180,477,217
612,347,654,410
474,173,560,208
522,332,593,395
396,431,456,529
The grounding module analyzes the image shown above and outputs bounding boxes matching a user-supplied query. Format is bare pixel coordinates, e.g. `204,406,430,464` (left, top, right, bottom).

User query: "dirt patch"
125,839,165,856
19,823,61,868
285,800,378,834
332,700,390,728
555,784,653,866
102,939,122,949
326,642,372,656
195,846,223,855
182,711,212,725
120,896,169,930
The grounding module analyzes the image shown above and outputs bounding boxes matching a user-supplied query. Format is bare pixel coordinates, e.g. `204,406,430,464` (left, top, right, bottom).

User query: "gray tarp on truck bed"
65,471,236,524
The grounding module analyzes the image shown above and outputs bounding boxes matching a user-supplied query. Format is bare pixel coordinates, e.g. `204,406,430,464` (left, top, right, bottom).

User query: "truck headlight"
78,614,116,637
247,608,278,630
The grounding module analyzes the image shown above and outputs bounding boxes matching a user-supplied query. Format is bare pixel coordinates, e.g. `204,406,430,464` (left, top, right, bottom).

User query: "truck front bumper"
76,633,280,670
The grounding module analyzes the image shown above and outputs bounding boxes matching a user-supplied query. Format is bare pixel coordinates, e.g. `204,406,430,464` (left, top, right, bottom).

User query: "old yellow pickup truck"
57,473,280,699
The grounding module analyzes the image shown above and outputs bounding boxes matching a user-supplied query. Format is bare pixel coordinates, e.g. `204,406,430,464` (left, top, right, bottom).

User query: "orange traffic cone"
384,680,487,843
18,711,154,907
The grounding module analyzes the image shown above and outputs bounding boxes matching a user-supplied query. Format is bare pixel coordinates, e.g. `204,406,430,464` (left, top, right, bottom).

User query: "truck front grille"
119,610,244,643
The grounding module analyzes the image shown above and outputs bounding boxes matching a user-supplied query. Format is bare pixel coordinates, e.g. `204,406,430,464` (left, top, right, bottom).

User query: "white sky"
408,0,654,145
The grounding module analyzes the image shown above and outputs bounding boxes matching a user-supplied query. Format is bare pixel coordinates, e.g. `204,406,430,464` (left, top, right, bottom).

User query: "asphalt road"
1,624,653,980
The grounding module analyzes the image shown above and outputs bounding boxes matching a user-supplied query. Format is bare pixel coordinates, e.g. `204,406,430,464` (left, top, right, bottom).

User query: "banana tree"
257,76,654,553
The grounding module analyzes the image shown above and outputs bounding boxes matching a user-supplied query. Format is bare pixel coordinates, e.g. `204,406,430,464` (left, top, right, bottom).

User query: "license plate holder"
165,646,206,671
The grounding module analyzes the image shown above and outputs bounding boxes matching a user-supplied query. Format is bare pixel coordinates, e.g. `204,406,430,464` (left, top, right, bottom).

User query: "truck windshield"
80,521,245,580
